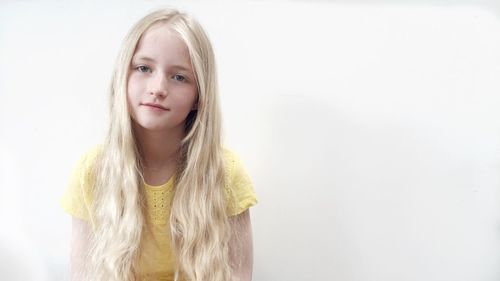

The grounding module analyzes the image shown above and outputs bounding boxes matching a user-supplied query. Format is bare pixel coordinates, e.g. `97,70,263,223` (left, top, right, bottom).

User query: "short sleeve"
223,149,258,216
60,146,100,222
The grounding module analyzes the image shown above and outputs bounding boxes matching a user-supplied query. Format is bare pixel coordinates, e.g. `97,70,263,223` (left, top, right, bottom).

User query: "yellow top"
60,145,258,281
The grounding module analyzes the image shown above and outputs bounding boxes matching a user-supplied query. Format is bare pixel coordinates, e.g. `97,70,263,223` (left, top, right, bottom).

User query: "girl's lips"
142,103,169,110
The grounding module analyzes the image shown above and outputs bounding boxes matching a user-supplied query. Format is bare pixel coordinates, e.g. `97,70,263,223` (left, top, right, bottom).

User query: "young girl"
60,8,257,281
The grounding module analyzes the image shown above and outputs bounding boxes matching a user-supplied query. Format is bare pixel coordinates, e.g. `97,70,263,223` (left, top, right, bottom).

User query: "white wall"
1,1,499,280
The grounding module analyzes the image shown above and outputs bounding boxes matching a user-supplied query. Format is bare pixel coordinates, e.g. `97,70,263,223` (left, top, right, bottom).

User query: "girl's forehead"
133,23,191,65
137,23,180,49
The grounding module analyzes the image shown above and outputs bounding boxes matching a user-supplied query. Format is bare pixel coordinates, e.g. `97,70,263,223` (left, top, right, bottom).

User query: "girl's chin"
138,124,168,131
133,122,184,133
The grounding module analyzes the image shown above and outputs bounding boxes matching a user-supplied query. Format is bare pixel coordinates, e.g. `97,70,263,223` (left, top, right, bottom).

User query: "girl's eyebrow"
171,65,191,72
132,56,191,72
133,56,156,62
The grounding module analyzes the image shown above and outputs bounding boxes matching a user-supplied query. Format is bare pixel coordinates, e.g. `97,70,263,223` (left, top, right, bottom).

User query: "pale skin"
70,23,253,280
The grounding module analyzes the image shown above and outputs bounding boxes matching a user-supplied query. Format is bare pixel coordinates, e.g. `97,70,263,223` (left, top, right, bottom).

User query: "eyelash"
136,65,152,73
173,74,186,82
135,65,187,82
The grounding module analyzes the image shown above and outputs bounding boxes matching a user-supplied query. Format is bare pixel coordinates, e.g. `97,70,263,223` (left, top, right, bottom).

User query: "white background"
1,0,500,280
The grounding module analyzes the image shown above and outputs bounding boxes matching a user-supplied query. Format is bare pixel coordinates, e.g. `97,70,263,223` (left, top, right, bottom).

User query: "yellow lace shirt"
60,145,258,281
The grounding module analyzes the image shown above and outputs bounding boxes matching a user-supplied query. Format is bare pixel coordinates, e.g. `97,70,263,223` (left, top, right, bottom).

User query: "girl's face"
127,23,198,133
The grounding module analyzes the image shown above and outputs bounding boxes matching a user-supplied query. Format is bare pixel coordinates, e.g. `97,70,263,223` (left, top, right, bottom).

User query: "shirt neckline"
143,174,175,190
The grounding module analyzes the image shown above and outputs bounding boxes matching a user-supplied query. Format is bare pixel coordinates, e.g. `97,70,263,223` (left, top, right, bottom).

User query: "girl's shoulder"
222,147,238,164
221,147,257,216
73,144,105,181
77,145,247,181
222,147,248,179
78,146,243,178
80,144,104,167
61,144,104,221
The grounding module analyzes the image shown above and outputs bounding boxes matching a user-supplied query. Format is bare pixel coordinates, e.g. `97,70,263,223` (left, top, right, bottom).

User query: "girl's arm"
70,217,91,281
229,209,254,281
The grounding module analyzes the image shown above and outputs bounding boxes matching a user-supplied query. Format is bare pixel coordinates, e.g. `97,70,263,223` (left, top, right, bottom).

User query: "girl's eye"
173,74,186,82
136,65,152,73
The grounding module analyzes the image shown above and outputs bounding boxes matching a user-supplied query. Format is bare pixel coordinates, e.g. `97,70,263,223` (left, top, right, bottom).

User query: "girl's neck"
133,124,184,170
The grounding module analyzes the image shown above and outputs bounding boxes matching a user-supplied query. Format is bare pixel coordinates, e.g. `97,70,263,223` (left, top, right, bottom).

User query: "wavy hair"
84,8,231,281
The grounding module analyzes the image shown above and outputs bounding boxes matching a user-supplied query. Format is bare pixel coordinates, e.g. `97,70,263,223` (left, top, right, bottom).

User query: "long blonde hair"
85,8,231,281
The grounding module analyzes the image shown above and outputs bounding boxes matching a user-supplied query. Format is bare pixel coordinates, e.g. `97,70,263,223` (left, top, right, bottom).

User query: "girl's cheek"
128,74,138,86
128,75,144,94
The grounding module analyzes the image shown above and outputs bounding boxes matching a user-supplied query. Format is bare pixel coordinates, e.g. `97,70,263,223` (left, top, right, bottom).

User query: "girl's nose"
149,73,168,97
